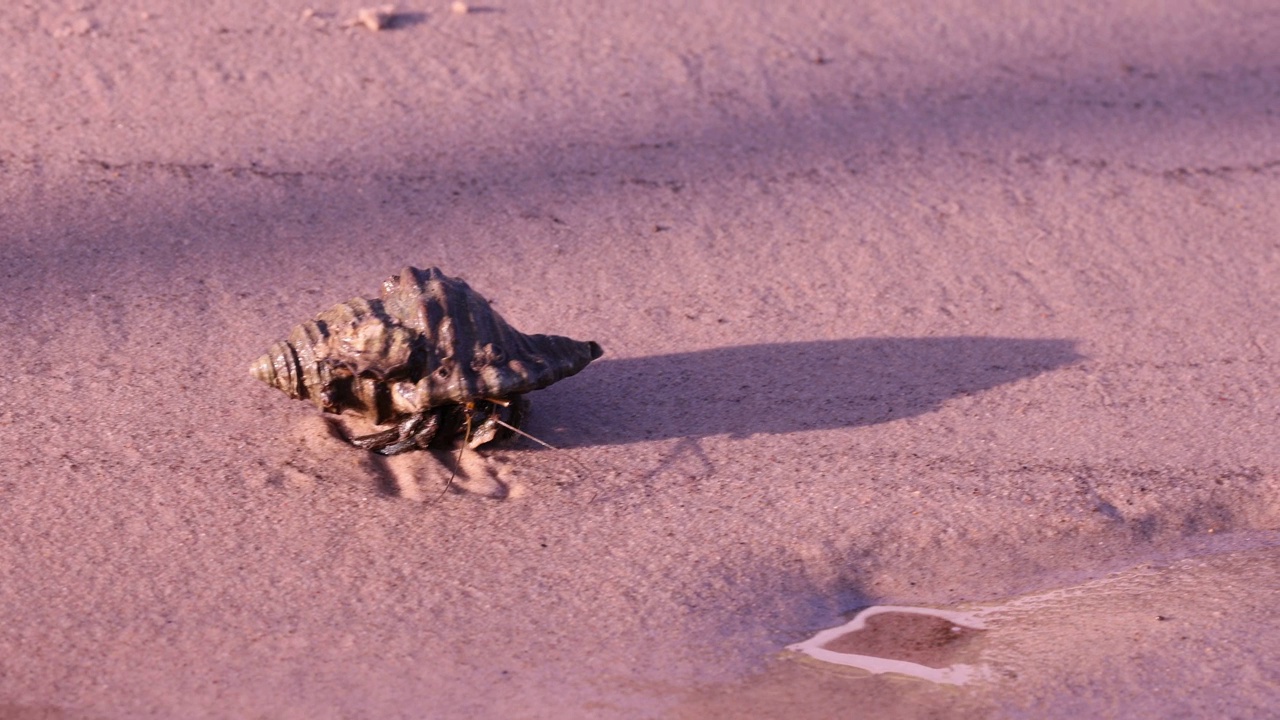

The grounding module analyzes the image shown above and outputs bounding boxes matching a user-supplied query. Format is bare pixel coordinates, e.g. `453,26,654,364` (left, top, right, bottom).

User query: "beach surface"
1,1,1277,717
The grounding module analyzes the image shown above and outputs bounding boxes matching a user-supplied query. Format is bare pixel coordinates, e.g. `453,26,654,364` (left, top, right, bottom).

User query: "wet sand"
1,1,1277,717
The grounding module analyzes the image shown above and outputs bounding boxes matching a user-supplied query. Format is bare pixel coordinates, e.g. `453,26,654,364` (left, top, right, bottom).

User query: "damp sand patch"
676,538,1280,718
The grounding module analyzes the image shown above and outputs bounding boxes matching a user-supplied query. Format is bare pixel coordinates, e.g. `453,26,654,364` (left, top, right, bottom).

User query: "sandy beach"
1,1,1277,717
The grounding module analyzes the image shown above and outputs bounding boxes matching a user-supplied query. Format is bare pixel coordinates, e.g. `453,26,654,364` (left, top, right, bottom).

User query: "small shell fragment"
355,5,396,31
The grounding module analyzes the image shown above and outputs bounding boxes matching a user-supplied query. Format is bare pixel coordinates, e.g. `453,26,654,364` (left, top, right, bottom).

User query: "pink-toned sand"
1,1,1277,718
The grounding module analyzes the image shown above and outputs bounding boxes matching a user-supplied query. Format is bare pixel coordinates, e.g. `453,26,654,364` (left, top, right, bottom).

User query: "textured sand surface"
1,1,1277,718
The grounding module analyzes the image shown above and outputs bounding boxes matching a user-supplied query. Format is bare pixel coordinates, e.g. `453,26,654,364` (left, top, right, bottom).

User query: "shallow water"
675,534,1280,719
788,605,988,685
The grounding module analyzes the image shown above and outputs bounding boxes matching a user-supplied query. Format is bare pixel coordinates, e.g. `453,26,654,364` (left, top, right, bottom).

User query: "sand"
1,1,1277,718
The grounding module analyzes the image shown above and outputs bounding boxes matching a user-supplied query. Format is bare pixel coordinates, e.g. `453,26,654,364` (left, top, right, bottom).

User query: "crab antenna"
436,409,472,501
491,416,600,485
493,418,560,451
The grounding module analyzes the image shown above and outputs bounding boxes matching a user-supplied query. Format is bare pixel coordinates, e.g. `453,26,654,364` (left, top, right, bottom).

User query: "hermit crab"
250,266,603,455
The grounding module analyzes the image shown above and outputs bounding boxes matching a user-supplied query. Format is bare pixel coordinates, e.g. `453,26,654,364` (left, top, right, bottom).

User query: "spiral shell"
251,266,603,429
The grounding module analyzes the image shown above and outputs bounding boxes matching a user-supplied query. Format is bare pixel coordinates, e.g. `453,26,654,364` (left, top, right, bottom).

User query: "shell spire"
250,341,303,398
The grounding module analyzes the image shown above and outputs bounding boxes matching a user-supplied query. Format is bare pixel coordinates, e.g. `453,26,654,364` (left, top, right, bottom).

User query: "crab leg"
350,411,440,455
